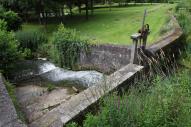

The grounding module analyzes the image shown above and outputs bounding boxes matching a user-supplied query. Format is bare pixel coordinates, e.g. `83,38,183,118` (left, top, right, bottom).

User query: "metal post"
141,9,147,48
130,33,141,64
141,9,147,32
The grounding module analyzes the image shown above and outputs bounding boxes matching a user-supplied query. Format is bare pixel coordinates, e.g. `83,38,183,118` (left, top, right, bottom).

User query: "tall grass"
15,29,48,58
49,24,90,69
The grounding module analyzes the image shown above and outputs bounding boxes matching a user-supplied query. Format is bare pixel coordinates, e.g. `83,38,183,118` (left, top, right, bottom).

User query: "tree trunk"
90,0,94,15
61,7,64,22
68,0,72,16
85,0,89,20
78,0,81,14
44,11,47,31
35,0,44,24
109,0,112,11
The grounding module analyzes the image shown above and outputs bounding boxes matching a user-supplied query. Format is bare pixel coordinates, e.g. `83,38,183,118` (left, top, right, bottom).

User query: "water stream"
12,60,104,88
13,60,104,123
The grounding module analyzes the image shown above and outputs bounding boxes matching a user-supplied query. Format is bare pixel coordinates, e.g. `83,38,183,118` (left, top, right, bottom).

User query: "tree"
0,7,22,31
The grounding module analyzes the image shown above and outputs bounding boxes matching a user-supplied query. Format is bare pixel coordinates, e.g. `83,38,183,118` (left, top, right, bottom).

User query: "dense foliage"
0,19,7,31
0,22,24,74
50,24,89,69
0,8,22,31
16,30,48,58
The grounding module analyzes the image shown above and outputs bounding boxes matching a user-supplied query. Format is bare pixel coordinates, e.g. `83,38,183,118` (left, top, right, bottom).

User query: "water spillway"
12,60,104,88
41,68,104,87
11,60,104,123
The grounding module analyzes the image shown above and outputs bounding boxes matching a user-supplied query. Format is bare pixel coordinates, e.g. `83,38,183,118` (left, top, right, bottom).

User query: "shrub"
0,10,22,31
47,83,56,92
16,30,48,58
0,19,7,31
176,0,191,11
66,122,78,127
50,24,89,69
176,11,191,36
0,29,24,74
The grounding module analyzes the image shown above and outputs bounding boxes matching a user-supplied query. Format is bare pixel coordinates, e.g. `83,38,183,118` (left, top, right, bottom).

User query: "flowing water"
12,60,104,88
12,60,104,123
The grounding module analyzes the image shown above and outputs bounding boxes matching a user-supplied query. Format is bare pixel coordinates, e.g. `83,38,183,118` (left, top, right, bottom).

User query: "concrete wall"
0,75,26,127
78,44,131,74
147,15,183,54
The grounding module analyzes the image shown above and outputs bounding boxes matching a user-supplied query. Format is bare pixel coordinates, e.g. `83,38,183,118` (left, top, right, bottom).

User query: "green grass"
22,4,175,45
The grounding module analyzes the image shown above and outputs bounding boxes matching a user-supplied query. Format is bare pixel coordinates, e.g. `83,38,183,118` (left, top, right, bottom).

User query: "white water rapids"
13,60,104,88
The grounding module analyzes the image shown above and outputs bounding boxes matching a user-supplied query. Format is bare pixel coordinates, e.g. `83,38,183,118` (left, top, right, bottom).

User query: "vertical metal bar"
130,39,138,64
141,9,147,31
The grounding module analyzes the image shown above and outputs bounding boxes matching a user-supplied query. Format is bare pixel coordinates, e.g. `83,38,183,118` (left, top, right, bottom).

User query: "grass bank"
22,4,174,45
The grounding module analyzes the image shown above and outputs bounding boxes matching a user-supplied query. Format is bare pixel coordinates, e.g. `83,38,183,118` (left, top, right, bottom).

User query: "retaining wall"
147,15,183,54
78,44,131,74
0,75,26,127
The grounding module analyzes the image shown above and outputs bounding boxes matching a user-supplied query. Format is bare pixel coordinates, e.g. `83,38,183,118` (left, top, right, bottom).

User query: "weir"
0,13,183,127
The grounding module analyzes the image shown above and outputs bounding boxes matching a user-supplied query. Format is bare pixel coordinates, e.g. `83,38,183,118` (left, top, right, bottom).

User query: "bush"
50,24,89,69
0,29,24,74
16,30,48,58
176,0,191,11
66,122,78,127
0,19,7,31
176,11,191,36
47,83,56,92
0,10,22,31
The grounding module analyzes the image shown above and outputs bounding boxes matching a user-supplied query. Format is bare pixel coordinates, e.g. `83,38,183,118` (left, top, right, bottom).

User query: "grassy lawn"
22,4,175,45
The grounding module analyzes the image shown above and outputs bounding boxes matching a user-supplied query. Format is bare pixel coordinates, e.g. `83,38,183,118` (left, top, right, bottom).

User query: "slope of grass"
22,4,174,45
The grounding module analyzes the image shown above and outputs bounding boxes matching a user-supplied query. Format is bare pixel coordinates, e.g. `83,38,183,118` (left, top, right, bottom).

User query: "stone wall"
78,44,132,74
0,74,26,127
